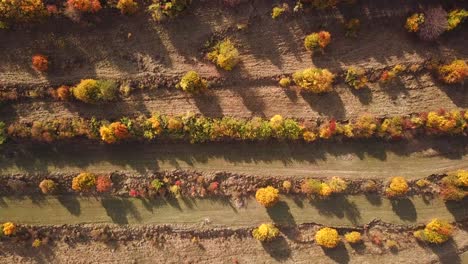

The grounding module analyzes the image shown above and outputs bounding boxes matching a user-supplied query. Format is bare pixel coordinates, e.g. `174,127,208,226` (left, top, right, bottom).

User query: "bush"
385,176,409,198
148,0,191,21
380,64,405,83
0,0,46,23
447,9,468,31
414,219,453,244
301,179,322,195
271,4,288,19
72,172,97,192
55,86,71,101
252,223,280,242
416,179,430,188
279,77,291,88
150,179,164,192
96,175,112,192
328,177,347,194
0,122,6,145
344,231,362,244
282,180,292,193
292,68,334,93
2,222,15,236
345,67,367,89
405,13,424,32
439,184,466,201
207,39,240,71
32,55,48,72
438,60,468,84
72,79,119,104
304,31,331,51
353,114,377,138
417,7,447,41
117,0,138,15
67,0,101,13
255,186,279,207
39,179,56,194
100,121,130,143
315,227,340,248
177,71,207,93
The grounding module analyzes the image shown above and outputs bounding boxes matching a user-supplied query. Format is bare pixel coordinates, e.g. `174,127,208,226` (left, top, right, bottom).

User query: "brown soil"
0,222,467,264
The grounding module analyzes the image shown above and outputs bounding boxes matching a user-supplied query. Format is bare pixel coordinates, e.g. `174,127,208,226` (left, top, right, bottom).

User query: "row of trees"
2,110,467,144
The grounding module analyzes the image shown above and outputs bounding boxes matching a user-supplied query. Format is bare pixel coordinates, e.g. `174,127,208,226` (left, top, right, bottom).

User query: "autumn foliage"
385,176,409,198
255,186,279,207
96,175,112,192
252,223,280,242
100,122,130,143
304,31,331,51
414,219,454,244
438,60,468,84
39,179,56,194
72,172,97,192
32,55,48,72
315,227,340,248
292,67,334,93
67,0,102,13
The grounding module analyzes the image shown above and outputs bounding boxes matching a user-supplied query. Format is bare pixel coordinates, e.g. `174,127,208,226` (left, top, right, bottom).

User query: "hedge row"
2,109,467,144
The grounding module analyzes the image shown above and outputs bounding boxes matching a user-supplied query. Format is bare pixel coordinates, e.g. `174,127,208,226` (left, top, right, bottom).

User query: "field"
0,0,467,263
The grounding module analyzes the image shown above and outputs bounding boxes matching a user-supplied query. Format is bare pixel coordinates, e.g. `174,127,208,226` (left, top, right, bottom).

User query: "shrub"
0,0,46,23
207,39,240,71
268,115,302,140
416,179,430,188
72,172,97,192
56,86,71,101
386,239,398,250
447,9,468,30
282,180,292,193
169,184,181,198
255,186,279,207
96,175,112,192
345,67,367,89
304,31,331,51
301,179,322,195
328,177,347,194
315,227,340,248
177,71,207,93
438,60,468,84
2,222,15,236
32,239,42,248
150,179,164,191
252,223,280,242
100,122,130,143
385,176,409,198
148,0,191,21
0,122,6,144
271,4,288,19
117,0,138,15
380,64,405,83
67,0,102,13
72,79,119,104
344,18,360,37
405,13,424,32
279,77,291,88
292,68,334,93
439,184,466,201
353,114,377,138
417,7,447,41
39,179,56,194
32,55,48,72
344,231,362,244
414,219,453,244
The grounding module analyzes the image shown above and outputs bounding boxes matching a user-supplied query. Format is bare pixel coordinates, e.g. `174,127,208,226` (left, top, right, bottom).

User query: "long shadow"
261,236,292,261
390,198,417,222
428,239,462,264
266,200,296,226
57,195,81,216
0,136,466,175
444,199,468,222
300,91,346,120
101,197,142,224
310,195,362,225
322,243,350,264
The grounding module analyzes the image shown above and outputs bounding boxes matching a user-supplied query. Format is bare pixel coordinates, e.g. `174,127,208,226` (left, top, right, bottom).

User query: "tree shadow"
322,243,350,264
57,195,81,216
444,199,468,222
266,201,297,226
261,236,292,261
428,239,461,264
310,195,361,225
390,198,417,222
300,91,346,120
350,87,373,105
100,197,142,224
365,193,382,206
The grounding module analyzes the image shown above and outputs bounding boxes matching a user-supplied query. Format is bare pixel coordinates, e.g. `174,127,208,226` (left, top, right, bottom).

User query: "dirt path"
2,78,466,123
0,195,466,226
1,138,466,179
